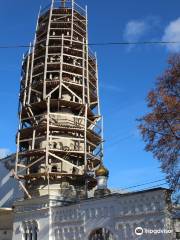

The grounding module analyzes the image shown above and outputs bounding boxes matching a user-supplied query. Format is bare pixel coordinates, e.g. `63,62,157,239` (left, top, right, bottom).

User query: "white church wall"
0,159,23,208
0,209,13,240
12,209,50,240
12,188,174,240
0,230,12,240
51,188,173,240
12,197,51,240
52,197,118,240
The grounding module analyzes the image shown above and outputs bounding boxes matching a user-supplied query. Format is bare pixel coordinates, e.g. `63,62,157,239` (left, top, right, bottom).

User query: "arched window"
32,226,38,240
52,165,58,172
23,231,28,240
89,228,114,240
29,228,33,240
32,221,39,240
22,222,28,240
21,221,39,240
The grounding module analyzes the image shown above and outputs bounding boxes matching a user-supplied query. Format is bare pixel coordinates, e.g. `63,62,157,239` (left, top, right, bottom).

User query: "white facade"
0,156,179,239
0,156,22,208
12,188,176,240
0,209,13,240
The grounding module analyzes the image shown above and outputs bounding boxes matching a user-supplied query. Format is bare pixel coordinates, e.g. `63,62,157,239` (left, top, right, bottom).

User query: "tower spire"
61,0,66,8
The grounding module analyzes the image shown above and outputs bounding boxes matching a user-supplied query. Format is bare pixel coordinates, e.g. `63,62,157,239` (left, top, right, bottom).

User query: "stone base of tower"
12,188,175,240
27,181,86,200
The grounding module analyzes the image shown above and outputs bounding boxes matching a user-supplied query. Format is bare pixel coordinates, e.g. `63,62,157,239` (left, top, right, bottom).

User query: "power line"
137,183,168,192
89,41,180,46
0,41,180,49
112,182,169,194
121,178,167,191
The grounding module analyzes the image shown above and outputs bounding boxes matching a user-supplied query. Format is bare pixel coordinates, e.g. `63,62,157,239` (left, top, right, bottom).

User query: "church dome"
95,164,109,177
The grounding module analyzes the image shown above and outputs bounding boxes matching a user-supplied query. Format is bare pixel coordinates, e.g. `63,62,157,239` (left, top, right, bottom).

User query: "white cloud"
0,148,10,159
124,20,148,42
162,17,180,52
100,83,124,93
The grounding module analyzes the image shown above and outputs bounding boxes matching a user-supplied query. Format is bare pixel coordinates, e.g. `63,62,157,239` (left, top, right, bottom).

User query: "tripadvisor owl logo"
135,227,173,236
135,227,144,236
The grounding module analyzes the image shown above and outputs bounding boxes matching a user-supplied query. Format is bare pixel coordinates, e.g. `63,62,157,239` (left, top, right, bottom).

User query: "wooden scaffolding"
14,0,103,199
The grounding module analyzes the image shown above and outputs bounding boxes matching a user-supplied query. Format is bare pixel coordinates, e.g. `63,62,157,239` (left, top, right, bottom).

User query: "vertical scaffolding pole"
15,52,25,173
19,53,25,111
15,107,22,174
43,0,54,99
28,7,41,104
59,34,64,99
71,0,74,44
95,52,101,116
15,131,20,173
46,97,50,167
27,43,34,104
46,96,50,193
101,116,104,162
23,43,31,106
85,6,90,104
82,38,85,103
84,104,88,197
32,129,36,150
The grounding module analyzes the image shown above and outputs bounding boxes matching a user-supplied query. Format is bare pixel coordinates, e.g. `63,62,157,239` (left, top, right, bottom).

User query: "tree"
138,54,180,202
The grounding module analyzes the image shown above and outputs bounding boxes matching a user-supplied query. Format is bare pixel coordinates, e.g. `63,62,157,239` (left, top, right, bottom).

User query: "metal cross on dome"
61,0,66,7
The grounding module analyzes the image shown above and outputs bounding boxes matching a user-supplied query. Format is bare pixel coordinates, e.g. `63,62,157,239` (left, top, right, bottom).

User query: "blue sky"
0,0,180,190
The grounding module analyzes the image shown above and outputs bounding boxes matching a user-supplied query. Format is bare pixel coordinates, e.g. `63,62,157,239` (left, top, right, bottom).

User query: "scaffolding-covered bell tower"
14,0,103,200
